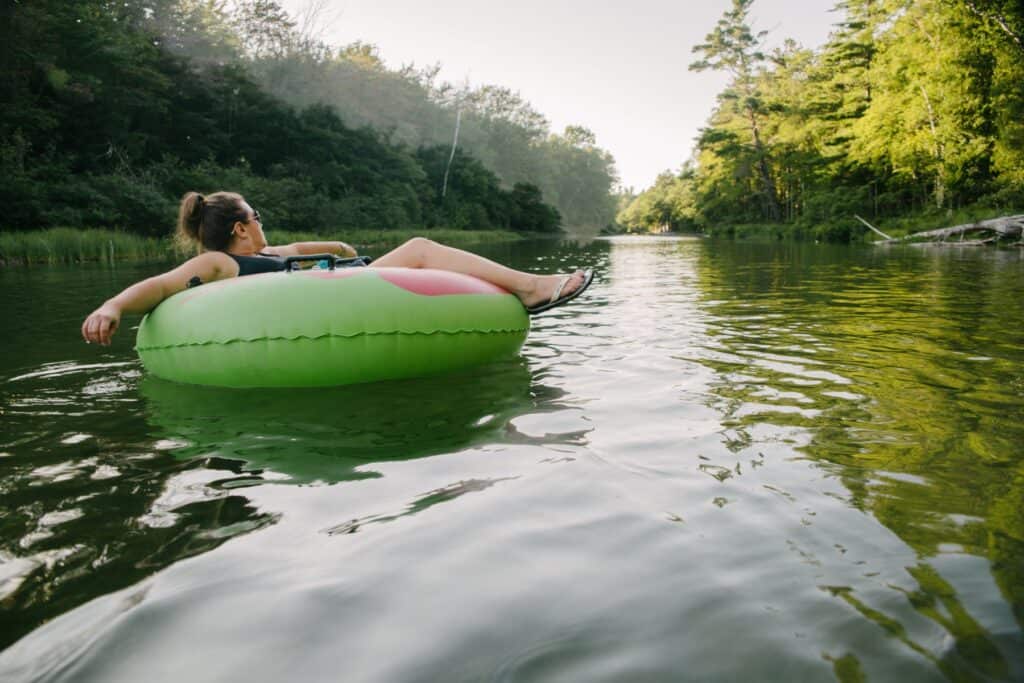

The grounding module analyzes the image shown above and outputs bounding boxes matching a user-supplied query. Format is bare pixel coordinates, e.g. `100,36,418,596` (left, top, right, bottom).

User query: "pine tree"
690,0,782,221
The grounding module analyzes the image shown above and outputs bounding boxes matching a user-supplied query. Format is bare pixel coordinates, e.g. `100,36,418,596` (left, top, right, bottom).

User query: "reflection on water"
0,353,585,651
692,242,1024,679
0,239,1022,681
140,359,580,485
0,357,278,648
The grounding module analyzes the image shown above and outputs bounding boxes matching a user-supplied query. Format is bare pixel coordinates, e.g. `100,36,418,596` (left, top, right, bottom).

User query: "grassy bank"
699,222,854,242
0,227,530,265
695,206,1020,243
0,228,171,265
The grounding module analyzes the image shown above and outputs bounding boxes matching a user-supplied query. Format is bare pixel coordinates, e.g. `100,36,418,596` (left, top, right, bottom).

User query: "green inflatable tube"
135,267,530,388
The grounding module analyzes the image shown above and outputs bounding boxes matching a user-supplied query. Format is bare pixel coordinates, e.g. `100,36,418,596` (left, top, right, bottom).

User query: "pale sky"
279,0,839,191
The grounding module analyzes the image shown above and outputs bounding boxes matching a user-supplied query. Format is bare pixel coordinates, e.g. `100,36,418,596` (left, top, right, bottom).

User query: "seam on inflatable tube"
135,327,529,351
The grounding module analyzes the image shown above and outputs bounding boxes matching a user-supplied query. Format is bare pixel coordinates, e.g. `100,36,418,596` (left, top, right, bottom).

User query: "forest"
618,0,1024,241
0,0,619,238
6,0,1022,245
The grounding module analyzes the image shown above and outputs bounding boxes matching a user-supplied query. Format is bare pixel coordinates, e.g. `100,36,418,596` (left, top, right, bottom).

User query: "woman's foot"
518,270,591,312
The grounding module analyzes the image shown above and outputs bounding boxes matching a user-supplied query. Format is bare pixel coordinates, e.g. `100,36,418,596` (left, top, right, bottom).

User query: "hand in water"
82,304,121,346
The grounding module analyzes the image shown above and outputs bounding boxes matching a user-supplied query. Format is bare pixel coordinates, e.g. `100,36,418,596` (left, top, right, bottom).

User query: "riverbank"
622,206,1021,243
0,227,532,266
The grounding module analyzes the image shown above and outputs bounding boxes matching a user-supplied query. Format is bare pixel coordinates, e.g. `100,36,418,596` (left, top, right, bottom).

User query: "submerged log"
873,214,1024,246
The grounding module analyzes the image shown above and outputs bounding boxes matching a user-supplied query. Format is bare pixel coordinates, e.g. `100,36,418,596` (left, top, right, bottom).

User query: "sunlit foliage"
619,0,1024,239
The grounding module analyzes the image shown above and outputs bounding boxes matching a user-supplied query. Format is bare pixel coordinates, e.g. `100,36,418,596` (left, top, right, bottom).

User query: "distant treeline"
0,1,617,235
619,0,1024,240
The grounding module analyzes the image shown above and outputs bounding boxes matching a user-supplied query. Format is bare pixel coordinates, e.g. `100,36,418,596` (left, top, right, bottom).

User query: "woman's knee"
402,236,436,264
404,236,435,250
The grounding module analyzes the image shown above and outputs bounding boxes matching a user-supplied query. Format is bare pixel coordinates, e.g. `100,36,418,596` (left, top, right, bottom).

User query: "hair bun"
176,190,243,253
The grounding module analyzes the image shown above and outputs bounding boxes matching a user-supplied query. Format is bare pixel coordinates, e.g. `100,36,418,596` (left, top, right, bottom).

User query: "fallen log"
854,214,893,240
873,214,1024,245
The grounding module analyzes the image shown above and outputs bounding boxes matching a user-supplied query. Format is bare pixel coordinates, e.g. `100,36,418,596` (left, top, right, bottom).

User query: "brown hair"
175,191,247,253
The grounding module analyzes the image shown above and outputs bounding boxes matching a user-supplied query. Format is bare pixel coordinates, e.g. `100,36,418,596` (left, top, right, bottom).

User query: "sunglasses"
239,209,262,224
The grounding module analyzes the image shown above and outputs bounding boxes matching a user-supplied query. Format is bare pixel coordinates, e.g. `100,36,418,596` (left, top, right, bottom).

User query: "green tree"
0,0,571,235
617,169,698,233
230,0,296,59
642,0,1023,237
690,0,782,221
540,126,618,228
849,0,997,210
229,15,619,228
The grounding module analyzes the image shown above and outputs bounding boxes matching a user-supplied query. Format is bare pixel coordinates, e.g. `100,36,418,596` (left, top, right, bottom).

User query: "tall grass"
0,228,171,265
0,227,530,266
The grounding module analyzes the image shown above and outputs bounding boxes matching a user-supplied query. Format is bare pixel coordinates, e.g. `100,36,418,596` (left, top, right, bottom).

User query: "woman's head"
175,191,265,253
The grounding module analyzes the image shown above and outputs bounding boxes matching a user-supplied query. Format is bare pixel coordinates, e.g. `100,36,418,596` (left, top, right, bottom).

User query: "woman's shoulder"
176,251,240,280
191,250,239,269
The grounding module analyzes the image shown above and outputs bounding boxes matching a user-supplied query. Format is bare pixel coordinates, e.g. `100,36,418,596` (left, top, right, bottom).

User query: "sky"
278,0,840,192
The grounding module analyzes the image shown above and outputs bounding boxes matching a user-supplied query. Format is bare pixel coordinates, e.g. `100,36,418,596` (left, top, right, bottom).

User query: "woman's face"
234,200,267,251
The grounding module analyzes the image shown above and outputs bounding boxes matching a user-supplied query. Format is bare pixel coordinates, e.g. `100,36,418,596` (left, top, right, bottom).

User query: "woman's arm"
81,251,236,346
263,241,357,258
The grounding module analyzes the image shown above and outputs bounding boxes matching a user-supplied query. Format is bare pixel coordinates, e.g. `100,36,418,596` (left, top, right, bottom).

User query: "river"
0,236,1021,681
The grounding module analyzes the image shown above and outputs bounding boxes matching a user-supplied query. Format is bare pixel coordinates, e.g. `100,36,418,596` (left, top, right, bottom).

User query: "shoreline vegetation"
615,0,1024,240
608,207,1024,245
0,227,531,267
2,2,616,247
604,208,1024,251
6,1,1022,251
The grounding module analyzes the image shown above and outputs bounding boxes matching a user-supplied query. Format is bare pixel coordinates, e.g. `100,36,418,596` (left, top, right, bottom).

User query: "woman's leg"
371,237,586,309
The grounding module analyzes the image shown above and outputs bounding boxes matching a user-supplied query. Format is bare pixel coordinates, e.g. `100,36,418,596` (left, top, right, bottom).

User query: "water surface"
1,237,1022,681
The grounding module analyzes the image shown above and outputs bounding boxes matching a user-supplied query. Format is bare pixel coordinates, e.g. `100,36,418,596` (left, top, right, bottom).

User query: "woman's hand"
81,303,122,346
78,252,232,347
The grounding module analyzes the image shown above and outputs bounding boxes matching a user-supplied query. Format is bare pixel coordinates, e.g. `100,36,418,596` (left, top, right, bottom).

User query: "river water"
0,236,1022,682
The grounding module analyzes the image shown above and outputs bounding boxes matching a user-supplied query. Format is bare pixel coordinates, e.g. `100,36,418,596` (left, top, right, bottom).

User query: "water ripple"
0,240,1022,680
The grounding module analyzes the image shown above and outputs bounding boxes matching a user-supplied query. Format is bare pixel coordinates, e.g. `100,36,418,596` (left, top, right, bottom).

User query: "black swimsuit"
227,252,289,276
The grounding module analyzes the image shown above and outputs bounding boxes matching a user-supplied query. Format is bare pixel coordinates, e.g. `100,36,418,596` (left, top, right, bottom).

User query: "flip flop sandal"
526,269,594,314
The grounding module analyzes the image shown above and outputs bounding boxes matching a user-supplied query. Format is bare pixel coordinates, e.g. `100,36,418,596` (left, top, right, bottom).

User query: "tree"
0,0,607,234
230,0,297,59
563,125,597,148
690,0,782,221
617,169,698,233
849,0,998,210
956,0,1024,56
540,127,618,228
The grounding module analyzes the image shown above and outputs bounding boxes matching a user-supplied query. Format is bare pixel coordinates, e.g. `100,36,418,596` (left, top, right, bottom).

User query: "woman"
81,191,593,345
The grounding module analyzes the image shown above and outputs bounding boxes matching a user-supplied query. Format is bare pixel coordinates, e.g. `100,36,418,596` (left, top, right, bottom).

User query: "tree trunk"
874,214,1024,244
963,1,1024,55
747,107,782,222
918,84,946,209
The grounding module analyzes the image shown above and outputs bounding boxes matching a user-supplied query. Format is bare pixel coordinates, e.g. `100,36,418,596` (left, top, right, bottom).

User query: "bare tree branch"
961,0,1024,54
